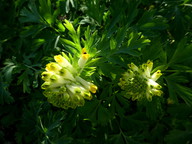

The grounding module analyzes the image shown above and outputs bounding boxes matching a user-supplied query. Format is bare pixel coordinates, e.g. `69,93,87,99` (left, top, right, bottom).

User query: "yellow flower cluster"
118,60,163,101
41,48,97,109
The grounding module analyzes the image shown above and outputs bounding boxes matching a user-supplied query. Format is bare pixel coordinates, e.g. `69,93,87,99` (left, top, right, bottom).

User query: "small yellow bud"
41,72,52,81
151,70,162,81
41,82,50,89
50,75,58,82
90,84,98,93
78,48,90,68
82,48,89,59
83,91,92,100
128,63,138,71
54,55,64,63
146,60,153,72
46,62,61,72
54,55,72,68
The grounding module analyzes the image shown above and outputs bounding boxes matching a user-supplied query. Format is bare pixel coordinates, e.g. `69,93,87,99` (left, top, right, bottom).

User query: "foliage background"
0,0,192,143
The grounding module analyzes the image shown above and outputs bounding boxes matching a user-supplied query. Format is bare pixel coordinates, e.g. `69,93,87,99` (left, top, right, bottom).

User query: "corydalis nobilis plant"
118,60,163,101
41,48,98,109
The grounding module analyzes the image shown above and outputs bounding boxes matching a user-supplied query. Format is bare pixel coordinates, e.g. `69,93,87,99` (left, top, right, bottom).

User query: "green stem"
54,35,60,49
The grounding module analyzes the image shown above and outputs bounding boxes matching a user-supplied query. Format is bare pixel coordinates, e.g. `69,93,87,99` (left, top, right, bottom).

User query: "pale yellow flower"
41,51,97,109
118,60,163,101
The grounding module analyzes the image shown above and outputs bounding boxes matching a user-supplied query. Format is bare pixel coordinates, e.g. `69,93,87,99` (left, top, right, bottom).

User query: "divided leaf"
165,73,192,106
0,81,14,105
169,39,192,65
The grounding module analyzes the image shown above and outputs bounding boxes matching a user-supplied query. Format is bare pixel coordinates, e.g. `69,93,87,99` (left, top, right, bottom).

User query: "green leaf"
176,85,192,106
64,20,81,52
60,38,79,55
20,1,43,23
169,64,192,73
82,26,98,55
79,99,113,125
170,6,186,40
165,129,192,144
20,25,47,37
20,0,55,26
126,31,151,50
65,0,76,13
169,39,192,65
142,39,164,61
85,0,105,25
17,69,33,93
98,62,122,80
109,133,125,144
165,73,192,106
64,19,77,35
54,137,73,144
115,29,151,56
137,9,168,36
110,37,117,50
109,132,140,144
97,104,113,125
167,104,192,119
39,0,55,25
57,21,65,32
109,94,129,117
115,26,128,49
124,0,140,26
142,97,163,120
2,58,17,82
0,81,14,105
78,99,99,123
39,111,65,136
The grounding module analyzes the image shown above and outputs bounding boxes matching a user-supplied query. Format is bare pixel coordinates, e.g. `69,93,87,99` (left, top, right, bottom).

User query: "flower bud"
41,71,52,81
128,63,138,71
83,91,92,100
78,48,90,68
46,62,61,72
151,70,162,81
59,68,75,81
76,76,97,93
41,82,50,89
54,55,72,68
89,84,98,93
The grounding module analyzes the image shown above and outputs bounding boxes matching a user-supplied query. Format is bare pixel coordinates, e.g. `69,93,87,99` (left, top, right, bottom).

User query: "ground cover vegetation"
0,0,192,143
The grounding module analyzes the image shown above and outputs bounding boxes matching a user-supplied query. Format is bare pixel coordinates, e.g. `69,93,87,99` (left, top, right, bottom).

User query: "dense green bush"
0,0,192,143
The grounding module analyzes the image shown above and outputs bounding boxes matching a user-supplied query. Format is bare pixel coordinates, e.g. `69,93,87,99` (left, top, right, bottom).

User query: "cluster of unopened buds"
41,48,97,109
118,60,163,101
